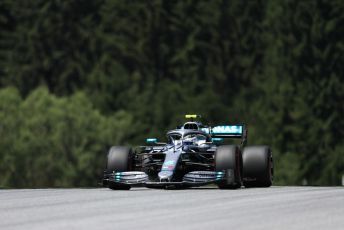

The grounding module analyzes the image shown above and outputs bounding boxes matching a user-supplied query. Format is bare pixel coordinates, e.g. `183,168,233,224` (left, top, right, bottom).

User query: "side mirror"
146,138,158,144
212,137,224,144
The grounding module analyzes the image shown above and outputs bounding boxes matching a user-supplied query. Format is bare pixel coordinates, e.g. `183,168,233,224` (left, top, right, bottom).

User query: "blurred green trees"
0,0,343,187
0,87,132,187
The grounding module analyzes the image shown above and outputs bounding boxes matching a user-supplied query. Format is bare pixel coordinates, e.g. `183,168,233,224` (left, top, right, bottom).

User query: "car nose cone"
158,171,173,182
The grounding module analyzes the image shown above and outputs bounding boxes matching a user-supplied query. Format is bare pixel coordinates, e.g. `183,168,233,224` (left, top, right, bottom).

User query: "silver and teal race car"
102,115,273,189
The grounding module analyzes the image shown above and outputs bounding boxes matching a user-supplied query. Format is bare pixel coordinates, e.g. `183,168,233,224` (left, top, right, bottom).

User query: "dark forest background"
0,0,343,187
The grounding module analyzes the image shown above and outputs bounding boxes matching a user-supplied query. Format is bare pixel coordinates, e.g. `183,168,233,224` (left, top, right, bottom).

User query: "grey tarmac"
0,186,343,230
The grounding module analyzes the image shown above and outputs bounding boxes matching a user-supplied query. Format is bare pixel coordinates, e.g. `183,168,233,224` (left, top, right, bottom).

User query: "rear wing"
201,124,247,146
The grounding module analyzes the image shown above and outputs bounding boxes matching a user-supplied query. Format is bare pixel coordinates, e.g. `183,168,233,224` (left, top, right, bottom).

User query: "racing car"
102,115,273,189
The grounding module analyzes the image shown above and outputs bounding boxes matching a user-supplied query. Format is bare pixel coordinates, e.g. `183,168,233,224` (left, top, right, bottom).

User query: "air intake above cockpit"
183,122,199,130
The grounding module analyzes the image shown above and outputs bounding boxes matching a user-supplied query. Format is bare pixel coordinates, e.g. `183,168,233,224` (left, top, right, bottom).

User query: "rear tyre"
106,146,132,190
215,145,242,189
242,146,273,187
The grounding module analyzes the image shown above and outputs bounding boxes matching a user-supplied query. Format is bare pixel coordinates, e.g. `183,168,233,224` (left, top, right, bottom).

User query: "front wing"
103,170,234,188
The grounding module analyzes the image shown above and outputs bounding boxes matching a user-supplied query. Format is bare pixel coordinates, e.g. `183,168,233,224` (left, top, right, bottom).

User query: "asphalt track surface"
0,186,343,230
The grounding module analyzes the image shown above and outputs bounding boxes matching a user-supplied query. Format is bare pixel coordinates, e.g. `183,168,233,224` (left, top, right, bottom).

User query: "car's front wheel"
106,146,132,190
215,145,242,189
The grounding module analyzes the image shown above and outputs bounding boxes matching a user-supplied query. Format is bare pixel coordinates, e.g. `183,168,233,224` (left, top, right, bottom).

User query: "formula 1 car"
102,115,273,189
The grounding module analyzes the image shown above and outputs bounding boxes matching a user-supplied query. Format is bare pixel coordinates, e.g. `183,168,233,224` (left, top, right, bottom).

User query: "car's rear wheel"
242,146,273,187
106,146,132,190
215,145,242,189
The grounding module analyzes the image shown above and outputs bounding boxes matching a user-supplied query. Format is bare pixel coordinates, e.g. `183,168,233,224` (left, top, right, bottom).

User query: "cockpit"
167,132,210,146
168,133,182,144
182,133,207,145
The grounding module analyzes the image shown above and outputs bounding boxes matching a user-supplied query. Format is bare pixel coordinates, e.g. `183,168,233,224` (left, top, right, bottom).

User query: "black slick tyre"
242,146,273,187
106,146,132,190
215,145,242,189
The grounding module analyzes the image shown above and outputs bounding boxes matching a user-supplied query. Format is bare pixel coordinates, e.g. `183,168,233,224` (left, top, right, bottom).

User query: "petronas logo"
212,125,242,134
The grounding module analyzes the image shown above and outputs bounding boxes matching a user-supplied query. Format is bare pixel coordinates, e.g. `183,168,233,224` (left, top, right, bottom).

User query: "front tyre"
242,146,273,187
215,145,242,189
106,146,132,190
